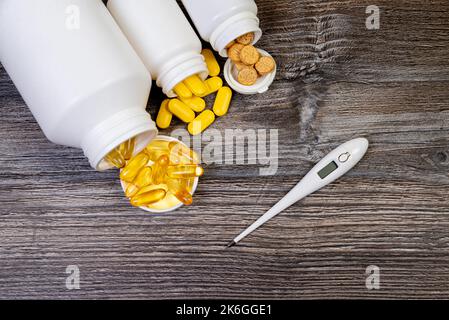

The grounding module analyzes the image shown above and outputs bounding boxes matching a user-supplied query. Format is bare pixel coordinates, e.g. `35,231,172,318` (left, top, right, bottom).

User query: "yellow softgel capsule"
167,165,204,179
105,148,126,169
130,188,167,207
156,99,172,129
119,137,136,161
120,153,149,183
183,74,207,97
173,82,192,99
168,141,199,164
188,110,216,136
200,76,223,97
125,183,139,198
180,96,206,113
168,99,196,123
133,166,152,188
213,86,233,117
166,178,193,206
145,139,170,162
152,154,170,184
202,49,220,77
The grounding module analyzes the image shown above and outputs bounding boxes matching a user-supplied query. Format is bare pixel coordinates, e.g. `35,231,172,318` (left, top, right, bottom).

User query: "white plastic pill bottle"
107,0,208,97
181,0,262,57
0,0,158,171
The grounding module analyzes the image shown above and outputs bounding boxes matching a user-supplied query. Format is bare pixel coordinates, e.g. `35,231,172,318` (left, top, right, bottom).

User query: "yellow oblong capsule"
156,99,172,129
125,183,139,198
166,179,193,206
200,76,223,97
105,148,126,169
119,137,136,161
183,74,207,97
145,139,170,162
152,154,170,185
167,165,204,179
180,96,206,113
188,110,216,136
168,141,199,164
120,153,149,183
130,188,167,207
202,49,220,77
173,82,192,99
168,99,196,123
133,167,152,188
213,86,233,117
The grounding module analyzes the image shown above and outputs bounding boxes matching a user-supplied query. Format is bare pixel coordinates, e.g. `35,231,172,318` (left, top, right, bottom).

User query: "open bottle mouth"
223,49,277,95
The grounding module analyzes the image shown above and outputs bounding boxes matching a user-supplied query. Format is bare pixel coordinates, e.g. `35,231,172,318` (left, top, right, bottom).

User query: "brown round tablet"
234,61,252,72
236,32,255,45
227,43,244,63
237,67,258,86
240,45,260,66
225,40,235,49
255,56,276,76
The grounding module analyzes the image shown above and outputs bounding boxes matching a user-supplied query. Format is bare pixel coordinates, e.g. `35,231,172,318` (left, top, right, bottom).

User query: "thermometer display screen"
318,161,338,179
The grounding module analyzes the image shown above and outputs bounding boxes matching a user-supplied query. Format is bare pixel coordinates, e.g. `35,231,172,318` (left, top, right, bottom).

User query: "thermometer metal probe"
227,137,369,247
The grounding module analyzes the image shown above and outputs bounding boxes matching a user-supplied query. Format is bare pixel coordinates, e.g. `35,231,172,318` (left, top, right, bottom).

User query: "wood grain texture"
0,0,449,299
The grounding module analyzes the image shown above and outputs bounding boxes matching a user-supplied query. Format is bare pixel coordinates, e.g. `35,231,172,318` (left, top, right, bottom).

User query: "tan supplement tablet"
255,56,276,76
236,32,255,45
237,67,258,86
234,61,251,72
228,43,244,63
226,40,235,49
240,45,260,65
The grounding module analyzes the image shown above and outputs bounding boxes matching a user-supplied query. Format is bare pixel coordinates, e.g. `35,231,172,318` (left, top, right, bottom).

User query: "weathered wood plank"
0,0,448,299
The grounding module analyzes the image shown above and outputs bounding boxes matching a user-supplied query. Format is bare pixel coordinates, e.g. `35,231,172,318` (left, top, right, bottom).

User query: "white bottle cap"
82,108,158,171
223,49,276,95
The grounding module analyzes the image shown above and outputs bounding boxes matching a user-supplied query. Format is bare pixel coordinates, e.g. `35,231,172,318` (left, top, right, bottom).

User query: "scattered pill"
130,188,167,207
234,62,251,72
156,99,172,129
168,99,196,123
167,165,204,179
125,183,139,198
169,141,199,164
145,139,170,162
166,178,193,206
227,43,244,63
255,56,276,76
133,166,153,188
183,74,207,97
236,32,255,45
120,152,149,183
237,67,258,86
173,82,192,99
152,154,170,185
200,76,223,97
119,137,136,161
188,110,216,136
240,45,260,65
213,86,233,117
202,49,220,77
105,148,126,169
226,40,235,49
181,96,206,113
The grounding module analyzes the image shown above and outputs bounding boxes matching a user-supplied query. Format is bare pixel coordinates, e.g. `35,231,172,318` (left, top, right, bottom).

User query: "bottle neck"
156,51,209,97
82,108,157,171
210,11,262,57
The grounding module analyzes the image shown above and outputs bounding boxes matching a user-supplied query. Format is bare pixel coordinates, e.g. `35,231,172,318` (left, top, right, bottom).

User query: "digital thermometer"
227,138,369,247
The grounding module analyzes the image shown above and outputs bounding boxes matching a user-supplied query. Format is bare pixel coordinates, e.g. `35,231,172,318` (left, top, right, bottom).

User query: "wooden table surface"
1,0,448,299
